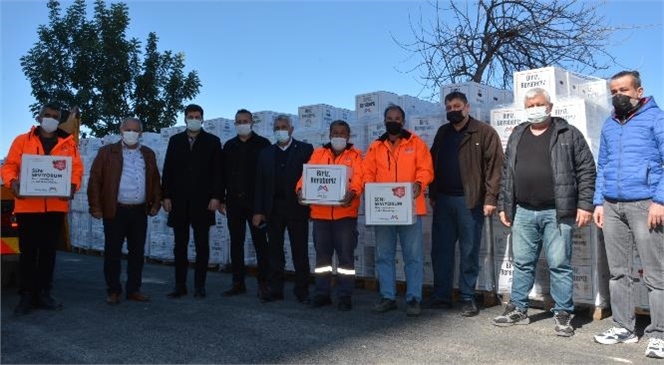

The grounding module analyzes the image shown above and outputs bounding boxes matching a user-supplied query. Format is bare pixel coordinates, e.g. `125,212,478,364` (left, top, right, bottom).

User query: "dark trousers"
102,205,147,295
227,200,268,285
267,211,310,298
431,193,484,302
16,212,64,295
173,224,210,290
313,218,358,298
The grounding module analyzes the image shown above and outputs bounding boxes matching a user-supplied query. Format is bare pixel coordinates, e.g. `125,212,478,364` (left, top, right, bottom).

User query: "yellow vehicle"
1,185,19,287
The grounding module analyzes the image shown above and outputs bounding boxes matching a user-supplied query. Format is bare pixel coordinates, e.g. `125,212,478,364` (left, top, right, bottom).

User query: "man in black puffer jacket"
492,87,596,338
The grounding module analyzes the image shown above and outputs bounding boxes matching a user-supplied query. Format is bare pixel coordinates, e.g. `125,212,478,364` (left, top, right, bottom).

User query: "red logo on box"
392,186,406,198
52,159,67,171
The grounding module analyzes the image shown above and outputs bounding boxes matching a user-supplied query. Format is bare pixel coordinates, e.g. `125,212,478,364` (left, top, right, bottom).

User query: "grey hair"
120,117,143,132
523,88,551,105
273,114,292,127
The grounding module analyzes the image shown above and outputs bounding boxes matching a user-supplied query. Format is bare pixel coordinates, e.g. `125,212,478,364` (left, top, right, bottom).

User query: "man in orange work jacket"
363,105,434,317
1,102,83,315
296,120,363,311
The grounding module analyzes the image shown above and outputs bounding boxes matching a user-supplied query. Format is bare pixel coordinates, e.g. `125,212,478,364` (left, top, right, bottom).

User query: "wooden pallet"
144,257,175,266
71,246,104,257
351,277,499,307
635,307,650,316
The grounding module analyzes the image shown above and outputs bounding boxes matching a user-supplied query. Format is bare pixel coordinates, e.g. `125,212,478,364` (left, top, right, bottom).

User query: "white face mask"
274,130,290,143
525,106,550,124
186,119,202,132
235,123,252,136
40,117,59,133
330,137,347,151
122,131,140,146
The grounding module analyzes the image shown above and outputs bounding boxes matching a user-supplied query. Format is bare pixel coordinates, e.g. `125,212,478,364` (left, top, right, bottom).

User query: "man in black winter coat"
219,109,271,300
492,88,596,338
161,104,223,299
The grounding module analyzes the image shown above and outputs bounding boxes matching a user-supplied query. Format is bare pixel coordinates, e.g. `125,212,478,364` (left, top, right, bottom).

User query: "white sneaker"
646,338,664,359
594,327,639,345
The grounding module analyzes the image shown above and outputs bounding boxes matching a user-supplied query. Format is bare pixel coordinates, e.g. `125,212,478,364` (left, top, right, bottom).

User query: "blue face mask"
274,130,290,143
235,123,252,136
525,106,549,124
186,119,202,132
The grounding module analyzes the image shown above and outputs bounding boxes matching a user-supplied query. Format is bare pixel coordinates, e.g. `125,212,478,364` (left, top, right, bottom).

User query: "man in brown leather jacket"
87,117,161,305
428,91,504,316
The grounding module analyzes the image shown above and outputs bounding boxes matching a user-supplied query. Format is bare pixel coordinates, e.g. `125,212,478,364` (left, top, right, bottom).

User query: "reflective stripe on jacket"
296,144,364,220
362,130,434,215
1,126,83,213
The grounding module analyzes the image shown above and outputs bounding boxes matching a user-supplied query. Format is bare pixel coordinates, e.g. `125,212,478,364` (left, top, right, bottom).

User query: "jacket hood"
378,129,412,142
29,125,73,139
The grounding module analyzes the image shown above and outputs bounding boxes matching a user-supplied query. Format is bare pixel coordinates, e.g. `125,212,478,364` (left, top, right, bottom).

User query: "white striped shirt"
117,144,146,205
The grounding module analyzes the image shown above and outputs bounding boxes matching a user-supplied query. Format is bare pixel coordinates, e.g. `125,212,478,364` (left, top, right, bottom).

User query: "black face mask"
385,121,403,136
612,94,639,116
446,110,465,124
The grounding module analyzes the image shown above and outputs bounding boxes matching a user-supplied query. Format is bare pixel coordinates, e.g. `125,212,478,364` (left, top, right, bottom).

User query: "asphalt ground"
1,251,658,364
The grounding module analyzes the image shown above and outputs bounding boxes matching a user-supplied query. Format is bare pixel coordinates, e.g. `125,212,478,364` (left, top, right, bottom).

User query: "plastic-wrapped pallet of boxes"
492,215,611,309
489,66,613,312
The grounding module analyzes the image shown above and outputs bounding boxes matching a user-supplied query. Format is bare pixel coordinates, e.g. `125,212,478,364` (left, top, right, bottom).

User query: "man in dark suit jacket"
161,104,223,299
252,115,314,303
219,109,271,300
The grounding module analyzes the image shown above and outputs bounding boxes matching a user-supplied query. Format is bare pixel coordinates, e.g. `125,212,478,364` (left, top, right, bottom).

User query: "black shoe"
309,295,332,308
35,291,63,311
14,293,33,316
406,299,422,317
194,288,206,299
460,300,479,317
295,289,309,304
337,296,352,312
257,283,270,302
223,283,246,297
166,288,187,299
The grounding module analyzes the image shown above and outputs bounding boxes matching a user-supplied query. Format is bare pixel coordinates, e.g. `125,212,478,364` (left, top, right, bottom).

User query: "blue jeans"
431,194,484,302
603,199,664,339
374,216,423,302
510,206,574,313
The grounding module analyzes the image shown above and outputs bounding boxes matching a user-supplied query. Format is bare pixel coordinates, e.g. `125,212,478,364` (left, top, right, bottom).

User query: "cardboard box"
513,67,571,104
301,164,351,205
355,91,400,119
19,154,72,197
489,107,526,151
572,265,593,301
364,182,415,225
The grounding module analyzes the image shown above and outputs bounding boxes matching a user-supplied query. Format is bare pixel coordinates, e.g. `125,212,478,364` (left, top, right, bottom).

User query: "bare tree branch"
394,0,649,98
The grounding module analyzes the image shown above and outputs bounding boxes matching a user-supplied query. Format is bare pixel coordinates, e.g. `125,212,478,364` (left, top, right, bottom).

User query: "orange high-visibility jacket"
2,126,83,213
296,144,364,220
363,130,433,215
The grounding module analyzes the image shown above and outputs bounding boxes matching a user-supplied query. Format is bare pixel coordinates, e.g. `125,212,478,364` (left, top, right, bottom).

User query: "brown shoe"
126,292,150,302
106,292,120,305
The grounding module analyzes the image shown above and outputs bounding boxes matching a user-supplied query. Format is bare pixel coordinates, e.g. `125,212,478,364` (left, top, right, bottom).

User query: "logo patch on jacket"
404,147,415,153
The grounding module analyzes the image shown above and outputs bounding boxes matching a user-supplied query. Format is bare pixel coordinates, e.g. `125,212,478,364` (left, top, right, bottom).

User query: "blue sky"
1,0,663,155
